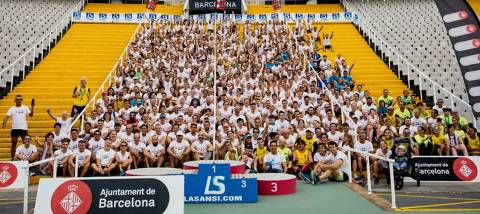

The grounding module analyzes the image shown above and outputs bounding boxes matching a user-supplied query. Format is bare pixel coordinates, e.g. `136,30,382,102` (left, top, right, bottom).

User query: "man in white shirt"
167,133,191,168
91,140,116,176
3,95,35,160
49,139,72,177
262,141,287,173
88,130,105,159
353,131,374,180
129,133,146,168
46,108,73,134
191,132,213,160
313,141,350,184
68,140,91,177
14,135,38,163
143,135,165,168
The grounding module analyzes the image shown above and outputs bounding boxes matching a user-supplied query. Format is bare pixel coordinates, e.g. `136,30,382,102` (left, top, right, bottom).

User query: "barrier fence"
0,0,86,90
22,152,79,214
342,0,477,129
344,147,397,209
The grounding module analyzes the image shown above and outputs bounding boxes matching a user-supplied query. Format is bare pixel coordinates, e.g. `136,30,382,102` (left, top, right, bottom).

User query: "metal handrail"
342,0,475,127
344,147,397,208
23,151,79,213
284,17,359,139
0,0,86,90
66,21,143,134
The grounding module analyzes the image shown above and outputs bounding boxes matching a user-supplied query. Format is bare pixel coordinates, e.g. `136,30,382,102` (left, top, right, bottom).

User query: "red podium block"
233,173,297,195
183,160,245,174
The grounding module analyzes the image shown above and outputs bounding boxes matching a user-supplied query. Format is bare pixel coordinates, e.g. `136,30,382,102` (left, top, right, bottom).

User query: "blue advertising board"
184,163,257,204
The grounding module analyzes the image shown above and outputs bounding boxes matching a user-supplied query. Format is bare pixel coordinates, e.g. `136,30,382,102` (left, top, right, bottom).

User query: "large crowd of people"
4,18,480,185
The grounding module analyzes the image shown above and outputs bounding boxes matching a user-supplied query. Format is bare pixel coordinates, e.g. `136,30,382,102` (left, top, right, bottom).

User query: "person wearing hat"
167,132,190,168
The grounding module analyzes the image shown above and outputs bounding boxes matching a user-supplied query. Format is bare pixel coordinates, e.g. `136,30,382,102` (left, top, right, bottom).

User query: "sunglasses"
121,145,127,147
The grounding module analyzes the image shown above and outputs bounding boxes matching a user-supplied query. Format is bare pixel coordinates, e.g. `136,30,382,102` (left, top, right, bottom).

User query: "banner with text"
72,11,360,24
34,176,183,214
0,161,27,189
412,156,480,182
189,0,241,14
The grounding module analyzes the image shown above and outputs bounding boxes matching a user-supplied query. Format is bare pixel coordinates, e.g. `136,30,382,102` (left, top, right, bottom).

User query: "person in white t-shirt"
262,141,287,173
143,136,165,168
353,132,374,180
91,140,116,176
312,143,331,180
88,130,105,159
14,135,38,162
191,132,213,160
167,133,190,168
46,108,73,134
49,139,72,177
129,132,146,168
313,141,350,184
68,140,91,177
372,140,392,185
116,141,132,175
3,95,34,160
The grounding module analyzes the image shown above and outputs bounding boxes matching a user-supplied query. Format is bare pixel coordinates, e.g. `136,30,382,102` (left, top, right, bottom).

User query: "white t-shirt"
146,143,165,157
129,142,146,154
76,149,92,166
169,140,190,155
88,138,105,157
354,140,374,157
57,118,73,133
15,144,37,159
116,151,130,162
96,149,116,166
192,140,211,158
53,149,72,167
375,148,392,167
263,152,286,171
6,106,30,130
314,152,330,163
328,151,350,174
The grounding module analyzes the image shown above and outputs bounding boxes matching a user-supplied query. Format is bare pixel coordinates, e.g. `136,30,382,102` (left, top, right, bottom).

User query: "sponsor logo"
51,180,92,214
453,157,478,181
0,163,17,188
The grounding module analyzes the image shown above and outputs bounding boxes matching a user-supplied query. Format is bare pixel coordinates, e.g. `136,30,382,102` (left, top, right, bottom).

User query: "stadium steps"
83,3,183,14
0,23,137,160
303,23,409,99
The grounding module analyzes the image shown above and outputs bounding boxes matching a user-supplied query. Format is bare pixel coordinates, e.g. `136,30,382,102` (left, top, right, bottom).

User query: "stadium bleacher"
0,0,80,71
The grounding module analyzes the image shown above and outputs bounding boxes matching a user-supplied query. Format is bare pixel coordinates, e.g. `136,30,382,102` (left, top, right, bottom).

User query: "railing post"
407,64,411,88
23,164,29,214
347,150,352,183
75,153,79,177
419,75,423,101
22,55,26,79
53,158,58,178
450,95,454,109
32,48,36,69
366,156,372,194
389,161,397,209
10,67,14,91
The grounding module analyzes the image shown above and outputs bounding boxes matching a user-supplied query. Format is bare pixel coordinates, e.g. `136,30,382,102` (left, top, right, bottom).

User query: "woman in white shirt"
116,141,132,176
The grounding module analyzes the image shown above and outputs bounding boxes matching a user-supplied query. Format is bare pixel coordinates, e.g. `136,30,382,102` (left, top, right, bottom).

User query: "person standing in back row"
72,77,90,118
2,95,34,160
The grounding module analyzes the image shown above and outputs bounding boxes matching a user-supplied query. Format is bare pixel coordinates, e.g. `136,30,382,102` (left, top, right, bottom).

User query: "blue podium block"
184,163,258,204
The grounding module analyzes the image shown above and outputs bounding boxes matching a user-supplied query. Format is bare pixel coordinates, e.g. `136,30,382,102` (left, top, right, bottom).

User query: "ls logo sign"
184,163,257,204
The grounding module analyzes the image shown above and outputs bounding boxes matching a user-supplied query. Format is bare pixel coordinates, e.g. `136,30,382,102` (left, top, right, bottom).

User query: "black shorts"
324,45,331,49
11,129,28,138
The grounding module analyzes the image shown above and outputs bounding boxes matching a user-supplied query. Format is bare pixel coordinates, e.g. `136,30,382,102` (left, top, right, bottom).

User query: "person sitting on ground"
262,141,287,173
68,140,91,177
116,140,132,175
144,135,165,168
292,139,313,182
312,141,350,184
91,140,116,176
48,138,72,177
